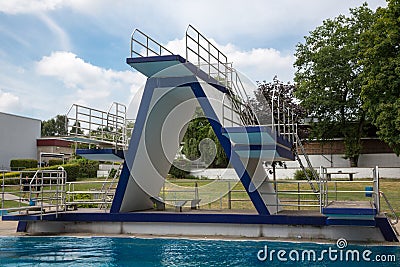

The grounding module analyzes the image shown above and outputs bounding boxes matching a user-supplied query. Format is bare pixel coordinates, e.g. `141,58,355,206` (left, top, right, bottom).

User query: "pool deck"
1,216,399,245
0,206,397,243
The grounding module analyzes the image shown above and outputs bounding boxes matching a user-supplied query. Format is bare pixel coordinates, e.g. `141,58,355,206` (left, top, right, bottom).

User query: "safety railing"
99,164,122,210
1,169,67,220
186,25,228,85
373,166,398,225
221,93,243,127
186,25,257,126
131,29,173,58
65,180,118,209
268,89,297,144
160,179,323,212
65,102,129,149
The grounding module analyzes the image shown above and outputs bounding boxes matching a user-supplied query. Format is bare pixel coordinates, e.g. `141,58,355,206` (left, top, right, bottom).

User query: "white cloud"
0,89,20,111
36,51,145,108
0,0,65,14
37,13,71,51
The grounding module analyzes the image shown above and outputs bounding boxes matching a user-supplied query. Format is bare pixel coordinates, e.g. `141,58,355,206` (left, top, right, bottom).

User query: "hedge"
168,165,189,178
21,164,80,182
293,168,315,180
49,159,64,166
69,159,99,178
3,159,98,183
10,159,38,171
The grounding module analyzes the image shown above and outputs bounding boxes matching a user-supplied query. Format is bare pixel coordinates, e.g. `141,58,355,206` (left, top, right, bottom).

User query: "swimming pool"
0,236,398,266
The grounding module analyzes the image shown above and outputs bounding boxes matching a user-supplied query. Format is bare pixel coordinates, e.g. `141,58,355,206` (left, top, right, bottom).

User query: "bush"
168,165,189,178
293,168,315,180
61,164,80,181
69,158,99,178
0,172,21,185
10,159,38,171
23,163,80,182
109,168,117,178
49,159,64,166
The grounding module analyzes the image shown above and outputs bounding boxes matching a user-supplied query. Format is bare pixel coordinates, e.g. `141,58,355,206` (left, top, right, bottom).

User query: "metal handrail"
99,164,122,210
185,25,257,126
65,102,129,149
1,170,66,220
380,190,399,225
66,180,116,208
131,29,173,58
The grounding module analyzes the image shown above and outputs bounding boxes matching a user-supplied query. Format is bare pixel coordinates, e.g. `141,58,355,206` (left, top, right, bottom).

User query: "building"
36,138,74,163
0,112,41,170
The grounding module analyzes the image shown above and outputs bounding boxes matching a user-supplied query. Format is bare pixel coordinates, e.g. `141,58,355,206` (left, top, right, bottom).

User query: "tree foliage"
293,4,376,166
255,77,305,125
360,0,400,155
182,107,228,168
41,115,68,137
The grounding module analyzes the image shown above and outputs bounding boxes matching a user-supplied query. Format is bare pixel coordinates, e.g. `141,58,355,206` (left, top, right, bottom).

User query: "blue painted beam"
2,212,327,226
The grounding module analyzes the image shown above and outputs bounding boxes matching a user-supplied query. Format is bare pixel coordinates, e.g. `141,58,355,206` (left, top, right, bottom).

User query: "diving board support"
110,63,283,214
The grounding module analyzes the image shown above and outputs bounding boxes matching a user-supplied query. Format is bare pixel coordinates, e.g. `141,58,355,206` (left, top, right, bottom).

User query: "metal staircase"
259,87,320,197
293,134,320,197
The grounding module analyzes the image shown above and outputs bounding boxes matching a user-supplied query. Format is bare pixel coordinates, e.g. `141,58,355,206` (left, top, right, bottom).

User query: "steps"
221,126,294,161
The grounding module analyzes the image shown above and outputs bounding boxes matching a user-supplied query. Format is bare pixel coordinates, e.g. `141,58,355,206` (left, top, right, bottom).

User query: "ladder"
259,85,320,198
294,133,320,199
99,164,122,210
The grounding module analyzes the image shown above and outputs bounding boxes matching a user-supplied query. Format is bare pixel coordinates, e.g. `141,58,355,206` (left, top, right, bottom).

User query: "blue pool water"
0,236,398,266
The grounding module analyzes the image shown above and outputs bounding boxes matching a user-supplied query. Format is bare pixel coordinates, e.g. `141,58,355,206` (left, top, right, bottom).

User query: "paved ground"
0,219,18,236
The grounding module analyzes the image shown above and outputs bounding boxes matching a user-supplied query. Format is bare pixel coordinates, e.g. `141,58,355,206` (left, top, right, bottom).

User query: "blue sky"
0,0,387,120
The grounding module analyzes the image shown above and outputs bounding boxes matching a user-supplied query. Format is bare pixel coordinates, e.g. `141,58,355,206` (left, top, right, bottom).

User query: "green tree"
70,121,84,135
41,115,68,136
182,107,228,167
360,0,400,155
293,4,376,166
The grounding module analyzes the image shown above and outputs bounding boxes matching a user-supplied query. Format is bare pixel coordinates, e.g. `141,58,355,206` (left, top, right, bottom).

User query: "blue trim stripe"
221,126,293,149
326,218,376,226
127,55,186,64
375,216,399,242
16,221,27,232
110,78,158,213
322,207,377,215
189,82,270,215
2,212,326,226
128,55,229,94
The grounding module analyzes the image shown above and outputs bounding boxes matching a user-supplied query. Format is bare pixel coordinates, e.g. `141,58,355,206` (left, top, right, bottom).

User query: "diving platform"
2,25,398,243
76,149,125,162
221,126,295,161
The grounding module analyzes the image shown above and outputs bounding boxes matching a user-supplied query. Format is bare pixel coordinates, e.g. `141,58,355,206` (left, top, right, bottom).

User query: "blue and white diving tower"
109,25,296,215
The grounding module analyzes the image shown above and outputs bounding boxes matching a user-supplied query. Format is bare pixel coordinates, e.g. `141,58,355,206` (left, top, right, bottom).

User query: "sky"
0,0,387,120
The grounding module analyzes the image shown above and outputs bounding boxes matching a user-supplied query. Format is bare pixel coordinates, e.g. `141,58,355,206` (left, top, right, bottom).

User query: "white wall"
283,154,400,168
0,112,41,170
191,167,400,179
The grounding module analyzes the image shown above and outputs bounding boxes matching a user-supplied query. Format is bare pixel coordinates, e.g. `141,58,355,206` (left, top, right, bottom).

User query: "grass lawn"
163,178,400,216
0,200,28,209
2,177,399,218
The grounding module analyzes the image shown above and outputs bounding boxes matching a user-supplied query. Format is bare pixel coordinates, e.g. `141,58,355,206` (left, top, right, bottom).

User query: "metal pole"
1,171,4,211
297,182,300,211
228,181,231,209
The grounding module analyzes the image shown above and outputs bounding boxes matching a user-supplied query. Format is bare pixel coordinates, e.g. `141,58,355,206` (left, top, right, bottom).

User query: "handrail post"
1,170,5,212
